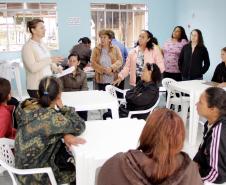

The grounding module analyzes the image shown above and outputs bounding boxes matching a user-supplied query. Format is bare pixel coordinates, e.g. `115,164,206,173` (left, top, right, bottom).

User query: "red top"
0,104,16,139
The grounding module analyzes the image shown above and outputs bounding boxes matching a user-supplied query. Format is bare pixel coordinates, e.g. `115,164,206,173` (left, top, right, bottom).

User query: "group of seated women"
1,74,226,184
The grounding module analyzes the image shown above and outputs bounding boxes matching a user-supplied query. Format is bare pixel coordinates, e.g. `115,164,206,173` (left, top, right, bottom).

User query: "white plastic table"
172,80,211,146
61,90,119,119
71,118,145,185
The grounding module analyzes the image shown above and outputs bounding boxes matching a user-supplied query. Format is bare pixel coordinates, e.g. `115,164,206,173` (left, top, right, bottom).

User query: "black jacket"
193,116,226,184
211,62,226,83
122,81,159,119
178,43,210,79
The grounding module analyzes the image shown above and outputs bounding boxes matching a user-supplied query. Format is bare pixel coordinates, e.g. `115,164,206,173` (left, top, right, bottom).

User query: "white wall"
176,0,226,80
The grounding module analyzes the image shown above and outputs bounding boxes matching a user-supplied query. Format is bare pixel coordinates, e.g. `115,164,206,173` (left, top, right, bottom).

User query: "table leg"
188,92,195,145
110,103,119,119
189,92,200,146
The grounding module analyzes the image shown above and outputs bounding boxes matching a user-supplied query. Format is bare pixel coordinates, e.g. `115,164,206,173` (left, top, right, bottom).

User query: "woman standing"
113,30,165,87
91,29,122,91
22,19,63,98
178,29,210,80
212,47,226,87
162,26,188,81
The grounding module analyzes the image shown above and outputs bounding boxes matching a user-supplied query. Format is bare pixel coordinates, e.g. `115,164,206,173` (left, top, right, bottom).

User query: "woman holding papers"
60,53,88,120
60,53,88,92
22,19,63,98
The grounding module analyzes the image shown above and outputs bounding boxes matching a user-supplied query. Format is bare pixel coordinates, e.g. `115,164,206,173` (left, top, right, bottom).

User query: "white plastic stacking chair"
105,85,128,105
162,78,190,124
0,138,58,185
128,96,160,118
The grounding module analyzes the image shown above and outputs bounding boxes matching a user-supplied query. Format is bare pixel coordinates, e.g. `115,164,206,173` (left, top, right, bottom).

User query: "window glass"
0,2,58,52
91,3,148,48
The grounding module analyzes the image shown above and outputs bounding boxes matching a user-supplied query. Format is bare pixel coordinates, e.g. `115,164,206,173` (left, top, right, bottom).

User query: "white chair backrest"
0,138,15,168
128,96,160,118
162,78,178,108
0,138,58,185
162,78,177,89
105,85,117,98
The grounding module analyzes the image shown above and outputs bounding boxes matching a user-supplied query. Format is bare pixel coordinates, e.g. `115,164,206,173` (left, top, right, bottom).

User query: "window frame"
0,2,59,52
91,3,148,48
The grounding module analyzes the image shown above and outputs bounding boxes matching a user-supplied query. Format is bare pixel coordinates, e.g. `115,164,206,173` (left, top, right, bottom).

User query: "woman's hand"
104,67,113,75
112,76,123,86
57,65,63,73
51,56,64,64
56,97,64,109
64,134,86,147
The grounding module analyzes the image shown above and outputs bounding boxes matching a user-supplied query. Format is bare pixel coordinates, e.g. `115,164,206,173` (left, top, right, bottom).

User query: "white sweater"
22,39,57,90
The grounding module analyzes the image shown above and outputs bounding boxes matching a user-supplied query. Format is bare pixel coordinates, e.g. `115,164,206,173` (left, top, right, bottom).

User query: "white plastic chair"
105,85,128,104
128,96,160,118
162,78,190,124
106,85,160,119
0,138,58,185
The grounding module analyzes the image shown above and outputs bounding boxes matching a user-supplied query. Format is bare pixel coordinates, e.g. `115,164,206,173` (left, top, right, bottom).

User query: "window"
0,2,58,52
91,3,148,48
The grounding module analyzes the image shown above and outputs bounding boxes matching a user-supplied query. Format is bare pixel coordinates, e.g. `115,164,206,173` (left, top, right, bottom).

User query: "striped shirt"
194,117,226,183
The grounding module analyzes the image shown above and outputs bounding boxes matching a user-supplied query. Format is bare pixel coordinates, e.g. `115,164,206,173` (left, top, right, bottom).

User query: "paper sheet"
54,66,75,78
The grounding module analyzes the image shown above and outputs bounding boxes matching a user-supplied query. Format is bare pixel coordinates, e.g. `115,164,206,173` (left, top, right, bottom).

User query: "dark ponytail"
78,37,91,44
27,18,44,34
38,76,62,107
136,30,158,50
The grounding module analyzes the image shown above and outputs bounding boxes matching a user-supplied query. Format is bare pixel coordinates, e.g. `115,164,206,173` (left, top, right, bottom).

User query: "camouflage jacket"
14,99,85,185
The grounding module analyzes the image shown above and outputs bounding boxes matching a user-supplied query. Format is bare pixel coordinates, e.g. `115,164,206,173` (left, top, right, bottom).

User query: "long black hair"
136,30,158,50
38,76,62,107
171,26,188,42
146,63,162,84
190,29,204,46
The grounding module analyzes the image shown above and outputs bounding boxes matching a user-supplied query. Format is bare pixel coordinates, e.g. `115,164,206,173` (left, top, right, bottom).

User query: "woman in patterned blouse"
162,26,188,81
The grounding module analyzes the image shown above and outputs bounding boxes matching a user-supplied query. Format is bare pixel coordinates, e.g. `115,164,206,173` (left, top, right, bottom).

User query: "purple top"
163,39,187,73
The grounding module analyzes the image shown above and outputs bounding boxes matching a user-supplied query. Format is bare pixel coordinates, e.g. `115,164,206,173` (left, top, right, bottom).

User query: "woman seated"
60,53,88,92
194,87,226,184
98,108,203,185
212,47,226,88
104,63,161,120
0,77,16,139
60,53,88,120
15,76,86,185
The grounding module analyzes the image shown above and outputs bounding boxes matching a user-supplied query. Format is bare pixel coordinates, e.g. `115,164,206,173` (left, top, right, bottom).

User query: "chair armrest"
128,97,160,118
128,109,152,118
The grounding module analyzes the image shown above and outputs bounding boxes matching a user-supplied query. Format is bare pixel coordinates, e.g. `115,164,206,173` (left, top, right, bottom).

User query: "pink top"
162,39,187,73
118,45,165,86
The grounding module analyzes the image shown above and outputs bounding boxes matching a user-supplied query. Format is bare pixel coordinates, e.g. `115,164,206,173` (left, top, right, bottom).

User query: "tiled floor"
1,88,204,184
